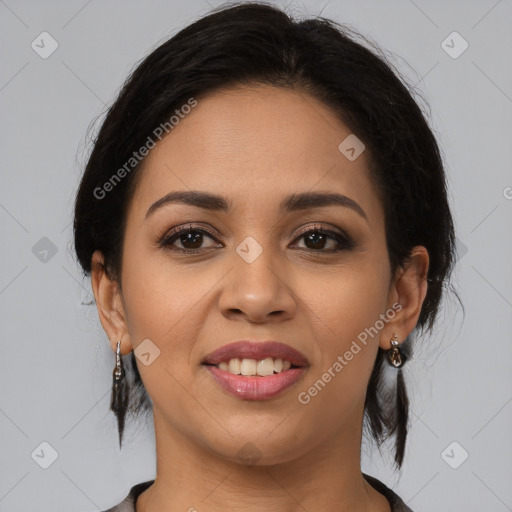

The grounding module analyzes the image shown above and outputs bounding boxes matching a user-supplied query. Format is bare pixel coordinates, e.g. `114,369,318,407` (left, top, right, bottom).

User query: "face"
93,84,423,465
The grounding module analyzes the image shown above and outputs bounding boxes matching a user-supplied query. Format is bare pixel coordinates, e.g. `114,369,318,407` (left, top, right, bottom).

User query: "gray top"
103,473,413,511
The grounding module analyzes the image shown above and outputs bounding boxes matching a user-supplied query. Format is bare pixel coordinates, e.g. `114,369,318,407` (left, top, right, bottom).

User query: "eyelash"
159,223,355,254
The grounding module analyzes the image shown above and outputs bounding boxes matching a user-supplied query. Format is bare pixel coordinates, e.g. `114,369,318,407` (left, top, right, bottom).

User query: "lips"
201,341,309,400
201,340,309,367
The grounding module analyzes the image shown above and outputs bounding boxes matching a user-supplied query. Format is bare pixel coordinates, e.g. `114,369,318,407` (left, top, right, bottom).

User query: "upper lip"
202,341,309,367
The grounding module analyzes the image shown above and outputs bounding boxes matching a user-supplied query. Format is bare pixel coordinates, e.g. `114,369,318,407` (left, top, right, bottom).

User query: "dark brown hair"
73,1,459,470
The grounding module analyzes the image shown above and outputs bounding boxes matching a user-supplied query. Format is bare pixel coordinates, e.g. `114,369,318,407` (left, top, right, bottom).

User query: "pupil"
306,232,325,249
181,231,202,249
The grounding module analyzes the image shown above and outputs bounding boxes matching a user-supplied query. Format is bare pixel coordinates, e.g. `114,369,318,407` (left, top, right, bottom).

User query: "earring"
110,339,129,449
386,333,409,469
387,333,407,368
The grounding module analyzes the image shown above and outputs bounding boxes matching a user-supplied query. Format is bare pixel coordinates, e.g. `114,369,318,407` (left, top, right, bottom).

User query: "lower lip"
203,365,307,400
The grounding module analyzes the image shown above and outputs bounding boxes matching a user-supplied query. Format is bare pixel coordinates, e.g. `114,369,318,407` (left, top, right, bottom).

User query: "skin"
91,84,429,512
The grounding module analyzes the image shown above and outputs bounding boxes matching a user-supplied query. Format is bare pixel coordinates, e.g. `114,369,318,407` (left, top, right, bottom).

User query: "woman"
73,2,457,511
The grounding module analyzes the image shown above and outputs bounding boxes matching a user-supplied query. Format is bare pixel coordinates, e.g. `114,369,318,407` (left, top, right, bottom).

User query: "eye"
291,224,354,252
159,223,355,254
159,224,222,253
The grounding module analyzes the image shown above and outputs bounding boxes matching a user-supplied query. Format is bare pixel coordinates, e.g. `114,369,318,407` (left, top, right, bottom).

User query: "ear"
379,246,429,349
90,250,134,355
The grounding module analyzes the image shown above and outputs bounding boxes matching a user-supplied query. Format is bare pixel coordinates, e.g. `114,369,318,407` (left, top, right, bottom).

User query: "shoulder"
102,480,154,512
362,473,414,512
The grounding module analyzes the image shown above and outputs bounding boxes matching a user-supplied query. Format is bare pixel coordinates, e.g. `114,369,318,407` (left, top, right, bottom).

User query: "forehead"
128,84,382,226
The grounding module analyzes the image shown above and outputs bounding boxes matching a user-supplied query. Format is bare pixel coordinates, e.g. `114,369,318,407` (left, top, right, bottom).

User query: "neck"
136,404,390,512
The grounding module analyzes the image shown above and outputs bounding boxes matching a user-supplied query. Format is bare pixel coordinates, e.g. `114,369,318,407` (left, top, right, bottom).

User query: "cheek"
120,245,233,391
295,260,389,405
303,261,390,347
292,292,383,440
121,243,209,340
120,257,207,414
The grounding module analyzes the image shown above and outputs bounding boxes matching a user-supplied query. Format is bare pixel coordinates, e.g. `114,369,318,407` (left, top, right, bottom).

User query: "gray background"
1,0,511,510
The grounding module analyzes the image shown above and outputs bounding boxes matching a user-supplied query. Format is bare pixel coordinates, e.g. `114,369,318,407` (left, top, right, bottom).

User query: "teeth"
228,358,241,374
240,358,257,376
215,357,294,376
257,358,274,376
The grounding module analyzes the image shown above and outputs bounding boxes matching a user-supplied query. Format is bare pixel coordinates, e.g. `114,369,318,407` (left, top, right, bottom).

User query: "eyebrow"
145,190,368,222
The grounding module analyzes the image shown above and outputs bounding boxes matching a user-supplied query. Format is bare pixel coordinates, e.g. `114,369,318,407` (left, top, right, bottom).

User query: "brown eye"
292,226,355,252
160,226,222,252
303,231,329,250
177,230,204,249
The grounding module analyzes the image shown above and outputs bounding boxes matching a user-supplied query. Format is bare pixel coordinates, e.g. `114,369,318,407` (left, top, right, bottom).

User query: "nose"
218,245,297,324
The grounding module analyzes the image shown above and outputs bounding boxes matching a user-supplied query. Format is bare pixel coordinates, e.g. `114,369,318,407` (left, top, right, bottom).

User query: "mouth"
203,356,300,375
201,340,309,400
